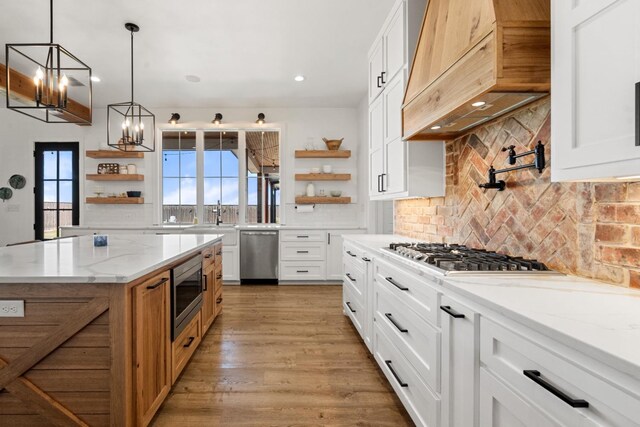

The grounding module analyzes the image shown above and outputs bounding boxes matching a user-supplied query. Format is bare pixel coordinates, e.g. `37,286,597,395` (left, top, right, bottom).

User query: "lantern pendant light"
107,23,155,152
5,0,93,124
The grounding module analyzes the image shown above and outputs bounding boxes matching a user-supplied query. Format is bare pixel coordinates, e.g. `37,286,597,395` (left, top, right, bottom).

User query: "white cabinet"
221,246,239,282
326,230,366,281
383,2,406,85
440,295,479,427
552,0,640,181
369,38,385,103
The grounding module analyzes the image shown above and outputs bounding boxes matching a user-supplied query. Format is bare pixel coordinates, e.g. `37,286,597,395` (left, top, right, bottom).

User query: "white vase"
306,182,315,197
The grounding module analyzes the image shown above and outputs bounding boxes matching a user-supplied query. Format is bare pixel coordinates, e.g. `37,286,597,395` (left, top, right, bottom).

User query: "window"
160,129,280,225
34,142,79,240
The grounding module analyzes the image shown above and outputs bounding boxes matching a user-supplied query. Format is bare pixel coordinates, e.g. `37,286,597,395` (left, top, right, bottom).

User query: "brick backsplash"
394,98,640,287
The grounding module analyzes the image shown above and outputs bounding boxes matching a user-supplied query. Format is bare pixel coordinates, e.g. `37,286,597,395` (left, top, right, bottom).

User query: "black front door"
34,142,80,240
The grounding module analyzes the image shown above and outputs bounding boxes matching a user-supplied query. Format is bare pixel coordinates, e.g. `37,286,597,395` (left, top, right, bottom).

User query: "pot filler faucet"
479,141,546,191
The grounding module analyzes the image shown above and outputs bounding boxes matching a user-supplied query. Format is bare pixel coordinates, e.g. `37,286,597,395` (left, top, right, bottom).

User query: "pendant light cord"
130,29,134,104
50,0,53,44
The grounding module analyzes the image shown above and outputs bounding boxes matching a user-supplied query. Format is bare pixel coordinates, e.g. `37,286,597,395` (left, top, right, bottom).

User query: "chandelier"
5,0,93,124
107,23,155,152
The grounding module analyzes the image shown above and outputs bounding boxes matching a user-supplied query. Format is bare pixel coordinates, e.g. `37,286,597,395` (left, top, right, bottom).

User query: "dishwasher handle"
241,231,278,236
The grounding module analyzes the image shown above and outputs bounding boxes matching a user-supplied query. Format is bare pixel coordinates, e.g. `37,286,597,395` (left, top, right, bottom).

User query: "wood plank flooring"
151,285,413,426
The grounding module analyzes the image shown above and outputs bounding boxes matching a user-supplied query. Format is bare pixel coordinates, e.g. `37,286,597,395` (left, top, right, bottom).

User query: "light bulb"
125,119,130,127
140,122,144,130
122,122,127,130
430,125,441,130
135,125,140,132
472,101,486,107
33,75,40,85
60,74,69,87
35,67,44,80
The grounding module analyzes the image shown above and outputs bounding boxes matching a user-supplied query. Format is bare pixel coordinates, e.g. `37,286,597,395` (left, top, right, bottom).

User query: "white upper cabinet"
552,0,640,181
383,2,406,85
369,39,385,104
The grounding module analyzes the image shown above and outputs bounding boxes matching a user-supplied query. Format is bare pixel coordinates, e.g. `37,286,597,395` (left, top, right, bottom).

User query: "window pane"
44,181,57,204
59,209,73,229
44,151,57,179
221,178,239,205
247,177,258,205
44,210,57,239
59,181,73,205
59,151,73,179
221,151,239,177
180,178,197,205
204,178,221,206
203,150,221,177
180,148,197,178
162,150,180,177
163,178,180,205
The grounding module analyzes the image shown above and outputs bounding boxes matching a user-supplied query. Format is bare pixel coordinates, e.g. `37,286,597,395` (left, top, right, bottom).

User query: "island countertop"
0,234,222,284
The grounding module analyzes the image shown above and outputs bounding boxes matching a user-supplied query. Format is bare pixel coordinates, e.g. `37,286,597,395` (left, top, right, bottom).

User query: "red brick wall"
395,98,640,287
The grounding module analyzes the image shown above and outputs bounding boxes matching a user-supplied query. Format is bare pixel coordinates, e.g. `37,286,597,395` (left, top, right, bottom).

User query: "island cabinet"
201,242,223,335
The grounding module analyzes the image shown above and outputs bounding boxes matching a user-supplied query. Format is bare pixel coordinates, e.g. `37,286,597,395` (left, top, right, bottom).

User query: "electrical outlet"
0,300,25,317
6,204,19,212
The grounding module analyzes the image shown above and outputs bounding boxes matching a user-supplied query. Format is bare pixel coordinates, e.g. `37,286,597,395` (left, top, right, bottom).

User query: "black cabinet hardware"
381,71,386,84
523,370,589,408
381,173,387,192
203,275,208,291
146,277,168,290
296,270,309,273
636,82,640,146
204,253,213,259
385,277,408,291
440,305,465,318
183,336,195,348
385,360,408,387
346,301,356,313
377,174,382,192
346,251,357,257
297,235,309,238
216,297,223,304
297,250,309,254
362,257,371,262
385,313,408,333
216,273,222,280
346,273,356,282
216,250,222,256
377,75,382,88
328,233,331,245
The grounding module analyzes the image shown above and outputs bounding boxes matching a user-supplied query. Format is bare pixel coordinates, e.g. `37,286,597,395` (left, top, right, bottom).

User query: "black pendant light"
212,113,223,125
5,0,93,124
107,23,155,152
256,113,266,124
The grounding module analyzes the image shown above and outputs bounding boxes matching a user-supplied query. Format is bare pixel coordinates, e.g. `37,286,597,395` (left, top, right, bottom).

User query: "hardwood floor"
151,285,413,426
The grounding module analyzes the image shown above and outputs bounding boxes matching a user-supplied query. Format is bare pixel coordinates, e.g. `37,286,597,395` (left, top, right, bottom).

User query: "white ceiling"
0,0,396,108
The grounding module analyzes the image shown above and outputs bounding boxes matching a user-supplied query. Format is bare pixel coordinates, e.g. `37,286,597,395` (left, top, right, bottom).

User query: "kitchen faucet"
215,200,222,226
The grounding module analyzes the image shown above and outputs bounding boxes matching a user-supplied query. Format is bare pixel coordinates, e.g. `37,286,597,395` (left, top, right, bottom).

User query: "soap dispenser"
306,182,315,197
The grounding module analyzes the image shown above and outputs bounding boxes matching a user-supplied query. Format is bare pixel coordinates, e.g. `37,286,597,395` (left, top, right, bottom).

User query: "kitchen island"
0,234,223,426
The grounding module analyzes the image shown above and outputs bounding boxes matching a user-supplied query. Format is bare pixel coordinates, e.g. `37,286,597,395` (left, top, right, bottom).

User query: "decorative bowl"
330,191,342,197
322,138,343,151
127,191,142,198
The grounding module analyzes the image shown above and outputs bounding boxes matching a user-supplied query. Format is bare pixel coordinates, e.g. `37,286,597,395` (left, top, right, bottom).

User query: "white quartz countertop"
344,234,640,378
61,225,366,231
0,234,222,284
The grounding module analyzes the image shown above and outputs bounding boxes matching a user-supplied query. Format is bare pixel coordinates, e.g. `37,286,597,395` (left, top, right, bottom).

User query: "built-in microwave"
171,254,203,340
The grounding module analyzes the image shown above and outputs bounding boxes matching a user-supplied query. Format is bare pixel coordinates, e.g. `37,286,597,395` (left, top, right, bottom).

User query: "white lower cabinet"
221,245,239,282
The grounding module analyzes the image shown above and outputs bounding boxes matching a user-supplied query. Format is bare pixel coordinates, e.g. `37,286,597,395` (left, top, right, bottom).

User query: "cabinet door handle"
216,296,223,304
328,233,331,245
297,235,309,238
346,250,357,257
204,253,213,259
346,273,356,282
203,275,208,291
183,336,195,348
297,250,309,254
377,174,382,192
346,301,356,313
523,370,589,408
636,82,640,146
216,250,222,256
440,305,465,319
384,313,408,333
216,273,222,280
385,276,408,291
377,75,382,88
381,71,386,85
297,270,309,273
385,360,408,387
381,173,387,192
146,277,168,290
362,257,371,262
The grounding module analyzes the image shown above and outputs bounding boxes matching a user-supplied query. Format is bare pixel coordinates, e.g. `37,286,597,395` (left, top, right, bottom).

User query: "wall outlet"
0,300,25,317
6,204,19,212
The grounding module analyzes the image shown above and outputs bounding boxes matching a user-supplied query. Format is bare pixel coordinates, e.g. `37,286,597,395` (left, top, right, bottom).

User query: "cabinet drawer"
375,257,440,328
374,323,440,427
481,318,639,426
214,264,223,293
343,261,365,299
215,288,223,317
343,283,364,337
375,280,440,393
281,241,326,261
172,312,202,384
202,246,215,269
280,230,325,242
279,261,326,281
344,241,367,270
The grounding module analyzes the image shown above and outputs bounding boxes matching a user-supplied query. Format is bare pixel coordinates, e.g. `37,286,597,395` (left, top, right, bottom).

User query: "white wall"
0,106,367,245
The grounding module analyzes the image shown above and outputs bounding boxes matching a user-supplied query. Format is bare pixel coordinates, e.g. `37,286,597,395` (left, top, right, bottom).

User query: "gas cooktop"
383,242,560,275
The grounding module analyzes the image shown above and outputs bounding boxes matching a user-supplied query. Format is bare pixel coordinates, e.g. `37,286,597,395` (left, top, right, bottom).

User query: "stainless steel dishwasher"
240,230,279,284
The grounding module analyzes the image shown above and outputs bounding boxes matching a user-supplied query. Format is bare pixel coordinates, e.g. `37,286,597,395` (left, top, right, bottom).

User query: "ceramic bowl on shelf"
310,167,321,174
330,191,342,197
127,191,142,198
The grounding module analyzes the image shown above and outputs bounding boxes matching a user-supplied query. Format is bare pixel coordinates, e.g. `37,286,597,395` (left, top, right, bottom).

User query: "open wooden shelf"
86,174,144,181
86,197,144,204
86,150,144,159
295,173,351,181
295,196,351,205
294,150,351,159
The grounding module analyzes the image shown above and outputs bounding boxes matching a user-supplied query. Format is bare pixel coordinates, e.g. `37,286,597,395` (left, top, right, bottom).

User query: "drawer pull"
440,305,465,319
204,253,213,259
346,301,356,313
297,250,309,254
297,235,309,238
385,313,408,333
183,336,195,348
203,275,208,291
216,250,222,255
216,273,223,280
385,360,408,387
146,277,168,290
346,273,356,282
362,257,371,262
216,296,223,304
296,270,309,273
523,370,589,408
346,250,357,257
385,277,408,291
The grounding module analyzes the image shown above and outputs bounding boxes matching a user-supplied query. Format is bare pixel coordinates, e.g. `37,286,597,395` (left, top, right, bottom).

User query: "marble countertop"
344,234,640,378
61,224,366,231
0,234,222,284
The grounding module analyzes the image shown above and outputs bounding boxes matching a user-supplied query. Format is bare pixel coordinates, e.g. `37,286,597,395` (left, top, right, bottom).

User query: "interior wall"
0,106,366,246
394,98,640,288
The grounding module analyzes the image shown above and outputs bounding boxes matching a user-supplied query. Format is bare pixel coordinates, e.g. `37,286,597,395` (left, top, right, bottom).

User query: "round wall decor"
8,174,26,189
0,187,13,201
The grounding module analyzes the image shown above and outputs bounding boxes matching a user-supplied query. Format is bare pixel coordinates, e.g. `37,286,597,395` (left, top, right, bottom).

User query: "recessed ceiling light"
472,101,486,107
185,75,201,83
430,125,441,130
90,76,101,82
294,75,305,82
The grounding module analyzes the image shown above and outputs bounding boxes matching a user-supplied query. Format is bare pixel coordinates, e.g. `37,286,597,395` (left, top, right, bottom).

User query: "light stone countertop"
61,224,366,232
0,234,222,284
343,234,640,379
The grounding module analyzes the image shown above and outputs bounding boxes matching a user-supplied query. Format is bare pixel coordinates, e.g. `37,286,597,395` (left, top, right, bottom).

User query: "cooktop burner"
385,242,554,274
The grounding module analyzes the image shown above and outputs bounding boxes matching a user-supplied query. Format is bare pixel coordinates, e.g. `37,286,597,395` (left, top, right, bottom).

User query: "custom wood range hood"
402,0,550,141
